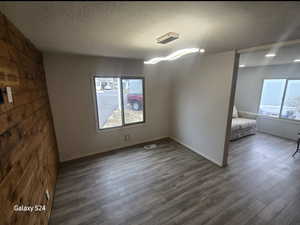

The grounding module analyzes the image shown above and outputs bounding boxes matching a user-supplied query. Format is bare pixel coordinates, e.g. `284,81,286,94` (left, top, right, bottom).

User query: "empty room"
0,2,300,225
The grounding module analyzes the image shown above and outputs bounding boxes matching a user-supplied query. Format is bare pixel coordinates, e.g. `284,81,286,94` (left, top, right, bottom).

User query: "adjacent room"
234,43,300,141
0,2,300,225
231,43,300,156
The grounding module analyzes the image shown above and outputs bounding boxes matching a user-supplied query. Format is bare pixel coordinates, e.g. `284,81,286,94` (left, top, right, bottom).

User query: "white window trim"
92,76,145,131
258,78,300,122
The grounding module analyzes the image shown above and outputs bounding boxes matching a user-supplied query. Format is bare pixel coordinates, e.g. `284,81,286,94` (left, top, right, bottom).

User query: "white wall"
44,51,237,166
235,64,300,140
44,52,172,161
170,51,237,166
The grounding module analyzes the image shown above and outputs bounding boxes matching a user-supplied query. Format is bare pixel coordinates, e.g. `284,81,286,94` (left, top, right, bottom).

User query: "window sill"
96,122,146,133
257,114,300,125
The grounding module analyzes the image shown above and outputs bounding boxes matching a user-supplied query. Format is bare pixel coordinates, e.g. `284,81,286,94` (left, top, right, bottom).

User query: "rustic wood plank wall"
0,11,59,225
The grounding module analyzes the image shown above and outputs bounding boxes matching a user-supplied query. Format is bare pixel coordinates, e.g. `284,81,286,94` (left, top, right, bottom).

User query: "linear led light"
144,48,203,65
239,64,245,68
293,59,300,62
265,53,276,58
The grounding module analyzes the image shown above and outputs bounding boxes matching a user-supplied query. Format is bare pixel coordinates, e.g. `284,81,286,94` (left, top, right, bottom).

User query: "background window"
259,79,286,117
94,77,145,129
122,79,144,124
95,77,122,129
281,80,300,120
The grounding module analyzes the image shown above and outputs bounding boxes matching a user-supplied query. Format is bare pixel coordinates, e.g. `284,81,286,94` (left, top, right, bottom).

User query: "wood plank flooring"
49,133,300,225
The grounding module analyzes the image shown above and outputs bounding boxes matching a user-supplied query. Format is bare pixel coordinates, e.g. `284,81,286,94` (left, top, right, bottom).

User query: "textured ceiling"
1,2,300,60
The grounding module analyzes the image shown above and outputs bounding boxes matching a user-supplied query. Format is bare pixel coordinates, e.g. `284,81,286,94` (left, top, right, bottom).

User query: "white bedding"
231,118,256,131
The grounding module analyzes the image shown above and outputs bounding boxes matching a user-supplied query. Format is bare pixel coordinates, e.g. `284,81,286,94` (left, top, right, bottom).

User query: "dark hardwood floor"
49,133,300,225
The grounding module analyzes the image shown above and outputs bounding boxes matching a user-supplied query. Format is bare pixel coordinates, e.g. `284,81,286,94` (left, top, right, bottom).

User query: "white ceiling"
1,2,300,60
239,43,300,67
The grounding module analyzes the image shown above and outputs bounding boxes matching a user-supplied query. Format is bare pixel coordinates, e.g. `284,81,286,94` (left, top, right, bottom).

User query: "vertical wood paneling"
0,11,59,225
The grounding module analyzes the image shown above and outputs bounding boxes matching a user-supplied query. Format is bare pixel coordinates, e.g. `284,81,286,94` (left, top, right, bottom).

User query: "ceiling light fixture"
293,59,300,63
144,48,203,65
157,32,179,44
239,64,245,68
265,53,276,58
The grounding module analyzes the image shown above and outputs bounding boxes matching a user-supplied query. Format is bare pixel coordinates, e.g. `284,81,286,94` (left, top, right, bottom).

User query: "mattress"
231,118,257,140
231,118,256,131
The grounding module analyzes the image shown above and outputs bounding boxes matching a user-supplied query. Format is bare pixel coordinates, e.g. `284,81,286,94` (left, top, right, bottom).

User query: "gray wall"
235,63,300,140
44,52,172,161
170,51,236,166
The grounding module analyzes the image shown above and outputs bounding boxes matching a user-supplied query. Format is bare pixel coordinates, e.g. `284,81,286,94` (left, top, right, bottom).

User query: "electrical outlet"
45,189,50,201
124,134,130,141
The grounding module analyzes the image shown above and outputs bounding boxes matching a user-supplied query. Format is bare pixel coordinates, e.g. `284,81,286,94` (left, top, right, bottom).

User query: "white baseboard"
61,136,169,162
62,135,224,168
169,136,223,167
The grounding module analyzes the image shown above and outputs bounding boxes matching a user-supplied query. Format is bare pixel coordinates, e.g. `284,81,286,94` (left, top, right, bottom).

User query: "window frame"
258,78,300,122
93,75,146,131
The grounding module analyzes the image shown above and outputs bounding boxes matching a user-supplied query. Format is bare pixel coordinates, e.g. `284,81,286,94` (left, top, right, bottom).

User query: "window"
259,79,300,121
281,80,300,120
122,79,144,124
259,79,286,117
94,77,145,129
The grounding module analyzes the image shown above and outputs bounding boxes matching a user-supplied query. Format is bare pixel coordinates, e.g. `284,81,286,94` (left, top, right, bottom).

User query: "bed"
230,106,257,141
